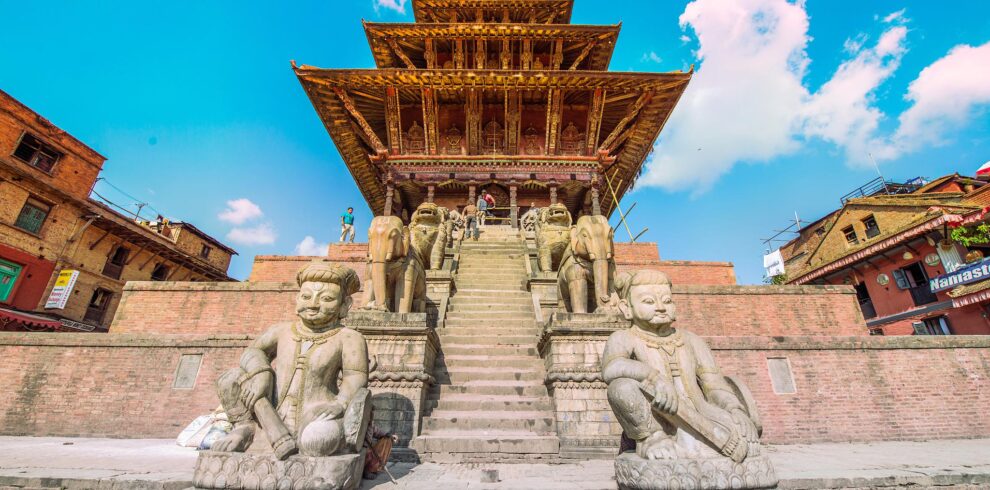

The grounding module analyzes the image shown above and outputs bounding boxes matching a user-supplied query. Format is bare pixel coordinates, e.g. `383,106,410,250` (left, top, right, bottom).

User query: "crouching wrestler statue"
192,263,372,490
602,270,777,490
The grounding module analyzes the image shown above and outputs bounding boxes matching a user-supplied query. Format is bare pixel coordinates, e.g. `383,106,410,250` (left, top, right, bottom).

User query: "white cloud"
641,51,663,63
227,223,276,246
373,0,406,13
801,26,908,165
882,9,907,24
885,41,990,157
218,198,263,225
642,0,811,191
294,236,329,256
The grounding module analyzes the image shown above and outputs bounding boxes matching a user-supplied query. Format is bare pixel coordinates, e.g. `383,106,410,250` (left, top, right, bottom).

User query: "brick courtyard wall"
2,333,988,446
109,282,298,335
541,329,990,454
612,242,736,285
110,282,865,337
251,246,369,287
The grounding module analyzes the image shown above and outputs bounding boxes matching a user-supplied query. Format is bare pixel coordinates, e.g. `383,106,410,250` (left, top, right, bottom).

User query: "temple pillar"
384,182,395,217
468,184,477,205
510,183,519,229
549,184,558,205
426,184,435,203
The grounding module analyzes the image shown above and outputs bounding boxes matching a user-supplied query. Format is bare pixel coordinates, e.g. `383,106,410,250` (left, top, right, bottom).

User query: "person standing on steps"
476,194,488,227
483,191,496,223
463,200,480,241
340,207,356,243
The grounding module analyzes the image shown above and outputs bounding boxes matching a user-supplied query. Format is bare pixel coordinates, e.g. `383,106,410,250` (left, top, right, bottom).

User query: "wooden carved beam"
475,39,487,70
466,89,482,154
386,38,416,69
88,228,111,250
385,86,402,154
545,89,563,155
334,88,386,153
569,40,597,71
521,39,533,70
501,39,511,70
422,87,439,155
586,88,605,156
599,91,652,153
504,90,521,155
551,39,564,70
453,40,465,69
424,38,437,69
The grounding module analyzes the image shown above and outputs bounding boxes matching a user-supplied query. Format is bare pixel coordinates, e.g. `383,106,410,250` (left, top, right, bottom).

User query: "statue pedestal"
192,451,365,490
614,452,778,490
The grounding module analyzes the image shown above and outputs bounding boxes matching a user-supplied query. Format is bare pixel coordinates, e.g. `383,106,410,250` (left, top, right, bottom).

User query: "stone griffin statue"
535,203,572,272
558,215,619,313
520,206,541,233
601,270,777,490
409,202,448,271
194,263,372,490
364,215,426,313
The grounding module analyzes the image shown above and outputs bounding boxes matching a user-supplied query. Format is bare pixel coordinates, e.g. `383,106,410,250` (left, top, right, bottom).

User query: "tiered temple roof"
295,0,690,220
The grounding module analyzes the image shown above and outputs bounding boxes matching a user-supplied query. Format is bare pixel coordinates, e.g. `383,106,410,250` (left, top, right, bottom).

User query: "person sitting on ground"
363,409,398,480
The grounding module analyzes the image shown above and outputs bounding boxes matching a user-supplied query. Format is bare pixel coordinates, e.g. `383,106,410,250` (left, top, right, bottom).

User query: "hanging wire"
91,178,164,221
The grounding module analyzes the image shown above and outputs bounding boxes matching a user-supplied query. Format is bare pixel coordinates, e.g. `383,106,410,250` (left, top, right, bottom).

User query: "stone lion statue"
535,203,573,272
409,202,448,271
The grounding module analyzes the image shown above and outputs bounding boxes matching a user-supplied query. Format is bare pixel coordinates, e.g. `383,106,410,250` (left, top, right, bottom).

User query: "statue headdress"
296,262,361,297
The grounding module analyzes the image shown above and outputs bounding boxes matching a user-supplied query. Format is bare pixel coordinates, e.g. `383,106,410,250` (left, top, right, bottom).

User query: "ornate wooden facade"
295,0,690,224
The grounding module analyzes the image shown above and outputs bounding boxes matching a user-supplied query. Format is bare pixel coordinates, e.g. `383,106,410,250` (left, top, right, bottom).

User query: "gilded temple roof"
412,0,574,24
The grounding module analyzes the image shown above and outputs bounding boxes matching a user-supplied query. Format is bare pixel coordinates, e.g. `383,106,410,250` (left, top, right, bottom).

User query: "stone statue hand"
651,380,678,415
239,371,273,409
314,400,347,421
731,408,758,443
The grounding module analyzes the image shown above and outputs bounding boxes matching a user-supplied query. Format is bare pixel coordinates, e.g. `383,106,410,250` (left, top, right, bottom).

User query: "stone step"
440,326,543,336
446,312,535,321
436,367,544,383
455,274,528,282
451,290,532,297
438,355,544,369
413,433,560,455
439,334,537,345
429,395,554,412
434,383,549,397
448,297,533,305
442,320,538,330
447,303,533,312
441,344,538,356
423,411,556,433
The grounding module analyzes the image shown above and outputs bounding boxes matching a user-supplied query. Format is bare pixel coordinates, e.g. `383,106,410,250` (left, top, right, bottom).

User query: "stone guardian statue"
601,270,777,490
193,263,372,490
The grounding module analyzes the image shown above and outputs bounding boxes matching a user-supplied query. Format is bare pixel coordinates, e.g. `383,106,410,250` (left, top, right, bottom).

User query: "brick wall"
613,242,736,285
250,247,369,286
110,282,864,337
3,333,987,446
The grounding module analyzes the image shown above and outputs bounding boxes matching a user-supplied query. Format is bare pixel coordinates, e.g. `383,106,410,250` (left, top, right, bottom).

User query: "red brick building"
780,174,990,335
0,89,237,332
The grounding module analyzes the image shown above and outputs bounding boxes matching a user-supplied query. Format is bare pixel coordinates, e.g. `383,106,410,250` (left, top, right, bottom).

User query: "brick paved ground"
1,437,989,489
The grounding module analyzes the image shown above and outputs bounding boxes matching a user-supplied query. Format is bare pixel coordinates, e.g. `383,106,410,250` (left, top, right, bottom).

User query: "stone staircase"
413,225,560,462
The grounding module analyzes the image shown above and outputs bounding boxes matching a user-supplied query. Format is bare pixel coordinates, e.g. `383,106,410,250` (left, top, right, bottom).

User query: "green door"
0,260,22,302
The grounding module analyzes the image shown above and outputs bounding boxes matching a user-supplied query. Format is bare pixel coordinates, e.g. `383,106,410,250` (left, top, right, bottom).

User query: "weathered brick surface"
2,333,988,446
251,249,368,287
110,282,865,337
613,242,736,285
542,332,990,450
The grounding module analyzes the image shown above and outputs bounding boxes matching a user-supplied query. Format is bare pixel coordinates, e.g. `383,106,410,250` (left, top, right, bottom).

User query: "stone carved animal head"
540,203,572,229
367,216,408,264
410,202,443,228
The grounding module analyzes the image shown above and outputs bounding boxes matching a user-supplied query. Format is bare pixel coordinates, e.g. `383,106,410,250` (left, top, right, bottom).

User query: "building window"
83,288,113,325
0,259,23,303
868,327,884,336
151,263,170,281
842,225,858,245
12,133,62,173
862,215,880,238
892,262,939,306
854,283,876,319
814,227,825,236
913,316,951,335
101,246,129,280
200,244,212,259
13,198,51,235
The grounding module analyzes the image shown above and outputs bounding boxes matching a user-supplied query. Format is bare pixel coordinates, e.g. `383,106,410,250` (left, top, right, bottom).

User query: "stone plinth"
539,312,628,458
614,452,778,490
192,451,364,490
425,270,453,329
346,311,437,461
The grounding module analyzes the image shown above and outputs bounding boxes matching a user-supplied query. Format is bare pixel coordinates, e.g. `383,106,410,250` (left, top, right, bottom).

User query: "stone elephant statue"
558,215,617,313
364,215,426,313
409,202,447,271
535,203,572,272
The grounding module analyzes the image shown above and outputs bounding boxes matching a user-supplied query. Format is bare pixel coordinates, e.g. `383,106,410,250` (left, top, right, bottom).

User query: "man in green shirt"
340,207,355,243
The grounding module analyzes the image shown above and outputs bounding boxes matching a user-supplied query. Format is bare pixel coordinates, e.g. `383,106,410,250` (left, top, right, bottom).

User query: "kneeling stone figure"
602,270,777,490
193,263,372,490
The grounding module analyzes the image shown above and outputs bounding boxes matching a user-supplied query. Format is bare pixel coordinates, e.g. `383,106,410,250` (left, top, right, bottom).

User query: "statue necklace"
631,326,684,378
276,321,343,424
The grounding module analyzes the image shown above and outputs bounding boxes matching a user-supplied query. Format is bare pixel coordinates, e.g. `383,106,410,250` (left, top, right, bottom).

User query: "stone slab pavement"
1,437,989,489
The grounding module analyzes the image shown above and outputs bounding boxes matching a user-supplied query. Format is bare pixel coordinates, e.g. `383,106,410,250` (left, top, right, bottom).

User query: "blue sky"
1,0,988,283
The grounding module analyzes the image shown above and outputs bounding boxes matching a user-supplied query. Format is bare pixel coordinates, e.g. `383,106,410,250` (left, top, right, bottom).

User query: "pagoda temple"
294,0,691,226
